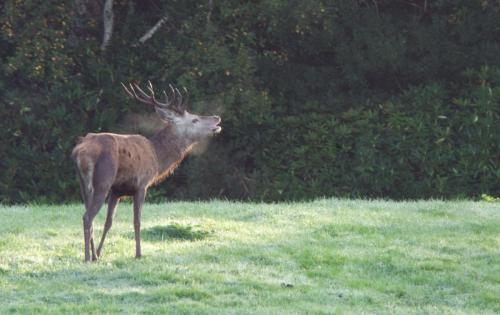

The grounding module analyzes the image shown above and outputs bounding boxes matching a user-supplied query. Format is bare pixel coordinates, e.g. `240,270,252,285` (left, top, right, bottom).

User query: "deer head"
121,81,221,142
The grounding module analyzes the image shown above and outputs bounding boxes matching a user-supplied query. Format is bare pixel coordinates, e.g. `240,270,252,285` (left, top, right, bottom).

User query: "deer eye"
192,118,199,123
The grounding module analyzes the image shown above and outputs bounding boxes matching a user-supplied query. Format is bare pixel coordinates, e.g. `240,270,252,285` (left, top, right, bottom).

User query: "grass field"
0,199,499,314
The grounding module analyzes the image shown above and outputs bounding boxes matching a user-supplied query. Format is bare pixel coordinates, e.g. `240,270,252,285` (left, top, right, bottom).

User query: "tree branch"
207,0,214,24
100,0,114,52
135,14,168,46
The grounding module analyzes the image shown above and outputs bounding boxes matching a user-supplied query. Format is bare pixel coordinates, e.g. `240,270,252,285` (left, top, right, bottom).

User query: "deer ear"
155,107,178,123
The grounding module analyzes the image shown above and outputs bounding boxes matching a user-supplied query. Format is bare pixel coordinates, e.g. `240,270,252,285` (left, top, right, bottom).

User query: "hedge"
0,0,498,203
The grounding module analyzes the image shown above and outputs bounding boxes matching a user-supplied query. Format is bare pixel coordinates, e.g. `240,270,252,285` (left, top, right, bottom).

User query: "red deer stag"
72,82,221,261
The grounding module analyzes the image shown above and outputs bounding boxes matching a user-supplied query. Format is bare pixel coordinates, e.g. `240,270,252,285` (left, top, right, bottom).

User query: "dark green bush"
250,68,500,200
0,1,498,203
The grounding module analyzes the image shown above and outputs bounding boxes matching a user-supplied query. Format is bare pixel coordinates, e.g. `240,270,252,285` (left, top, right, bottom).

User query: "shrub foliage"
0,1,499,203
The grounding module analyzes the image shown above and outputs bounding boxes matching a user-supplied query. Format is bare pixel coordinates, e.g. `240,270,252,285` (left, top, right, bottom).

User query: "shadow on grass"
140,224,212,242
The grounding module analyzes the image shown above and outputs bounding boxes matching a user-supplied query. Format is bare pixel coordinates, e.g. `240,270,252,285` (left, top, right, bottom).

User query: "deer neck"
149,125,196,178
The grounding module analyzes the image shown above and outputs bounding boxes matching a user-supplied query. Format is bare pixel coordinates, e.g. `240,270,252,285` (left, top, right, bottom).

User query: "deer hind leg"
82,155,117,262
96,192,120,258
83,188,108,262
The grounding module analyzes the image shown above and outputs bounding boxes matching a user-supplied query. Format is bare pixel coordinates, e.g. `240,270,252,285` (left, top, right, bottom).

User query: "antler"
121,81,188,114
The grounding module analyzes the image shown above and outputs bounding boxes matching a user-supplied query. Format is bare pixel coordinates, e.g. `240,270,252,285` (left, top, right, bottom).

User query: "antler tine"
181,87,189,109
168,84,176,103
168,84,180,110
121,82,134,98
162,90,170,105
135,83,168,108
175,87,183,109
146,81,155,98
173,87,188,112
128,83,149,103
162,90,171,106
145,80,163,106
164,84,174,106
132,83,152,100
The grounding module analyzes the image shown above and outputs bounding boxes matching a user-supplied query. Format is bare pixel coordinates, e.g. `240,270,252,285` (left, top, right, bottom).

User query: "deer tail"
73,150,95,198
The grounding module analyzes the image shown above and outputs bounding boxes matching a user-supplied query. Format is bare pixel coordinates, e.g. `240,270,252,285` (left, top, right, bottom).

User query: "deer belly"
111,182,138,196
112,170,143,196
112,168,155,196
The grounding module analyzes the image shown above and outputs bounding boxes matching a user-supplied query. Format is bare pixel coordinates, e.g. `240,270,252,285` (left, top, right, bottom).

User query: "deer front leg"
133,188,146,258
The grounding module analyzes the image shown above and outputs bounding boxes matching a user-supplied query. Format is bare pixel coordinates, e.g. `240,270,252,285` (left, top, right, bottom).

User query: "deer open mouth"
211,116,222,134
213,125,222,134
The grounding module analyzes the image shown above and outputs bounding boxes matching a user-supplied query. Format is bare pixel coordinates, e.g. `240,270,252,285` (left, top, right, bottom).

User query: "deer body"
74,133,157,195
73,83,221,261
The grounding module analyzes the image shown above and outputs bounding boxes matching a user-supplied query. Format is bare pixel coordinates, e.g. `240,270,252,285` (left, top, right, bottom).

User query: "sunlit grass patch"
0,199,499,314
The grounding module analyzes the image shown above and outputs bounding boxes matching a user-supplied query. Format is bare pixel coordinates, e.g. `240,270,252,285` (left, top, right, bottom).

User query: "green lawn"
0,199,499,314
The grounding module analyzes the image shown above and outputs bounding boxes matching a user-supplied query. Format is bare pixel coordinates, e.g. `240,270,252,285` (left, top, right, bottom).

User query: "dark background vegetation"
0,0,499,203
